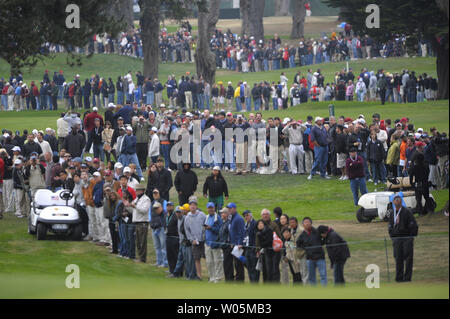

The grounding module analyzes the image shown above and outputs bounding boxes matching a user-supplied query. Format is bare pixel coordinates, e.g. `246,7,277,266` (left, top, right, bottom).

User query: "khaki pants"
135,222,149,262
305,150,314,174
86,206,98,241
14,188,28,217
3,179,15,212
205,244,224,282
235,141,249,173
155,92,163,107
8,95,14,110
95,206,111,243
437,155,448,190
281,258,290,284
289,144,305,174
185,91,193,109
14,95,20,110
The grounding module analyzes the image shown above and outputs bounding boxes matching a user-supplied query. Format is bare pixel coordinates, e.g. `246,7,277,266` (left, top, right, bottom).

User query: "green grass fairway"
0,54,448,299
0,273,447,299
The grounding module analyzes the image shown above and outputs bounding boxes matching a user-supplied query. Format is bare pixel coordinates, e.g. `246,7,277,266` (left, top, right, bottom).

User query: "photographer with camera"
24,152,45,198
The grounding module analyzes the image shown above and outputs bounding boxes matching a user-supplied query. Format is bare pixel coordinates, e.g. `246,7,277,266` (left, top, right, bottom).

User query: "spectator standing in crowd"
204,202,224,283
166,202,180,274
203,166,229,211
128,184,151,263
174,162,198,205
388,194,418,282
243,210,259,283
184,197,206,280
346,148,368,206
150,194,168,268
296,217,327,286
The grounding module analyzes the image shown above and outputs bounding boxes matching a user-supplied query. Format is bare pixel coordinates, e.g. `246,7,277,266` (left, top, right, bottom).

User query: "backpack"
272,232,283,252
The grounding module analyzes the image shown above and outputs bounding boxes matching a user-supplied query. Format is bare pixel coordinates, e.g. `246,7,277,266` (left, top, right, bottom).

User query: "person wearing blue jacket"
118,127,144,180
227,202,245,282
204,202,224,283
113,102,134,124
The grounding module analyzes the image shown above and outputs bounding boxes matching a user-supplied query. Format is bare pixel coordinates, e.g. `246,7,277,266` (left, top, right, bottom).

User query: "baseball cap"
104,170,112,176
206,202,215,209
81,163,88,168
219,207,229,214
213,166,221,171
93,107,98,112
85,156,92,162
182,203,190,211
226,112,233,116
114,162,123,169
242,210,251,216
175,206,182,213
93,172,101,177
93,158,100,163
12,146,21,152
14,159,22,165
315,116,323,123
188,197,198,204
73,157,82,163
167,201,174,207
108,103,115,108
226,203,237,209
123,167,131,173
151,127,158,132
153,202,162,209
117,116,124,121
152,188,160,193
126,126,133,132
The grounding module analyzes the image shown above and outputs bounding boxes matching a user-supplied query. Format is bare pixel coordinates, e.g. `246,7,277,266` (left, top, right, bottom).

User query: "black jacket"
23,141,42,159
203,174,228,198
154,168,173,199
335,133,348,154
63,131,86,158
256,225,273,249
388,206,418,238
218,219,231,248
174,165,198,196
296,227,325,260
366,139,385,162
322,229,350,266
166,211,179,237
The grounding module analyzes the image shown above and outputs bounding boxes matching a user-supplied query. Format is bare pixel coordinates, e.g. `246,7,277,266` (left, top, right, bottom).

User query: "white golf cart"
28,188,83,240
356,177,436,223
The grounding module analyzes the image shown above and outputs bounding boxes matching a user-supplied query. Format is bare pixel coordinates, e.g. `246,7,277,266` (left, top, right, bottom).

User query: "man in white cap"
148,126,160,164
12,159,28,218
308,117,330,180
282,119,307,175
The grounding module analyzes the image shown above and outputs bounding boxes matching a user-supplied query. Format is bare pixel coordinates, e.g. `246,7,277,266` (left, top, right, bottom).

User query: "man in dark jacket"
154,157,173,201
296,217,327,286
243,210,259,283
346,148,368,206
388,194,418,282
227,203,245,282
166,203,179,275
63,126,86,158
174,162,198,205
318,225,350,285
23,134,42,159
366,131,386,184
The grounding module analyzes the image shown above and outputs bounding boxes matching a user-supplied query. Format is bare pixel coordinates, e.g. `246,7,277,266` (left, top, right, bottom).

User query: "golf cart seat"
387,177,412,190
33,189,75,209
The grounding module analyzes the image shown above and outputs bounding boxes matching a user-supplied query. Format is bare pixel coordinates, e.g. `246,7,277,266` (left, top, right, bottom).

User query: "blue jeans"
333,261,346,285
311,145,328,177
152,228,168,266
160,144,170,168
58,85,63,99
126,224,136,259
289,55,296,68
350,177,368,206
93,143,104,162
370,161,386,183
184,245,197,279
307,259,327,286
224,140,236,170
108,93,115,104
254,98,261,111
197,94,204,110
118,222,128,257
146,91,154,105
173,244,186,277
263,59,269,71
235,98,241,112
118,153,143,179
273,98,278,110
204,95,210,110
117,91,124,105
1,95,7,109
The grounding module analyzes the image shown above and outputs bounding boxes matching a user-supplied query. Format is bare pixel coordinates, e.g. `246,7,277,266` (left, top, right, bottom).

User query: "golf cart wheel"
71,224,83,241
36,223,47,240
28,216,36,235
356,207,373,223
